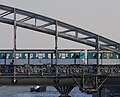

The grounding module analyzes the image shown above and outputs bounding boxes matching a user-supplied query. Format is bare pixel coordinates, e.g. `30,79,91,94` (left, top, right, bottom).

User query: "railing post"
55,20,58,66
96,35,100,65
13,8,17,84
54,20,59,83
95,35,100,90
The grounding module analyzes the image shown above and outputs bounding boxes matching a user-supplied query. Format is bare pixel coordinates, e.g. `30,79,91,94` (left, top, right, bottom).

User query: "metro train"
0,50,85,65
0,49,119,65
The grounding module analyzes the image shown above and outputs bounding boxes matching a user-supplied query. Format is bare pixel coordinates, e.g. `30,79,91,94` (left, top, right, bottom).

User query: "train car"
0,50,85,65
87,50,120,65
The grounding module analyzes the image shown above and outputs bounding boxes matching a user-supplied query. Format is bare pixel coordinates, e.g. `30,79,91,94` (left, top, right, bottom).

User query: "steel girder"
0,4,120,53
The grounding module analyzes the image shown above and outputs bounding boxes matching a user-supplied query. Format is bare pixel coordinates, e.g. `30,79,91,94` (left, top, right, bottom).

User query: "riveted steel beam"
0,4,120,54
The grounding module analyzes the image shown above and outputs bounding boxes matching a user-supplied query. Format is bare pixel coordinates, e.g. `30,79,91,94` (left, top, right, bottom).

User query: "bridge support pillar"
55,86,74,97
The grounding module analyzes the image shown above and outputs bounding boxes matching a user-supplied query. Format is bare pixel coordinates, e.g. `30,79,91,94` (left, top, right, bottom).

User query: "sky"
0,0,120,49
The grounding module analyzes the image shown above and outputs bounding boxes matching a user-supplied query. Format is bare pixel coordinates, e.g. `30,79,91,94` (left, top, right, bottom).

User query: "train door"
77,52,85,64
87,52,97,65
6,53,12,64
29,53,35,64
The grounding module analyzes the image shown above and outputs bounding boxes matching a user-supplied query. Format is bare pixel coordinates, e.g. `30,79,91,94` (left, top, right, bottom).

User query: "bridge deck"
0,64,120,86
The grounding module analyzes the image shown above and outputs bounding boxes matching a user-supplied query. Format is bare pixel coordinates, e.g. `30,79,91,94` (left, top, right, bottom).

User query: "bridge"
0,4,120,97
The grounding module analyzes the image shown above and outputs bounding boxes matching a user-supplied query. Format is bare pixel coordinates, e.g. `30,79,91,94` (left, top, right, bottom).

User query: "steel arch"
0,4,120,53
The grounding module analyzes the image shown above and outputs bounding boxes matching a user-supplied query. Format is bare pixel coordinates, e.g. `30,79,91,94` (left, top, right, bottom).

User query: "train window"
62,53,66,58
116,54,119,59
71,53,74,58
99,53,101,59
116,54,120,59
71,53,79,58
75,53,79,58
38,53,42,58
119,54,120,59
109,53,114,59
48,53,51,58
104,53,114,59
1,54,5,59
104,53,107,59
36,53,45,59
59,53,68,58
39,53,45,58
93,53,101,59
16,53,20,59
12,54,14,58
43,53,45,58
65,53,68,58
53,53,56,59
53,53,59,59
25,53,28,59
104,53,109,59
19,53,22,59
7,54,10,59
59,53,62,58
93,53,97,58
36,53,39,58
30,54,33,59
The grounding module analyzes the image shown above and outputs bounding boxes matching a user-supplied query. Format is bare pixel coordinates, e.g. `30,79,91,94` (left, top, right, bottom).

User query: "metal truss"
0,4,120,53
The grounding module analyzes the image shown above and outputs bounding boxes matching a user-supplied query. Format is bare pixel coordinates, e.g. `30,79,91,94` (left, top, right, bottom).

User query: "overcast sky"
0,0,120,49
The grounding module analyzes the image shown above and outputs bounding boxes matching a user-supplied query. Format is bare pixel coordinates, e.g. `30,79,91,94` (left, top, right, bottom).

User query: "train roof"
0,49,85,53
0,49,115,53
0,49,85,51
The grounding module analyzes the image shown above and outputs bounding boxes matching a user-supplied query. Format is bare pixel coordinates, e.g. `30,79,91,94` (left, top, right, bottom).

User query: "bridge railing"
0,64,120,77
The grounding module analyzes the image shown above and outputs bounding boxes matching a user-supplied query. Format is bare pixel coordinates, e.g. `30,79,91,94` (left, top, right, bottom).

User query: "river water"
0,86,92,97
